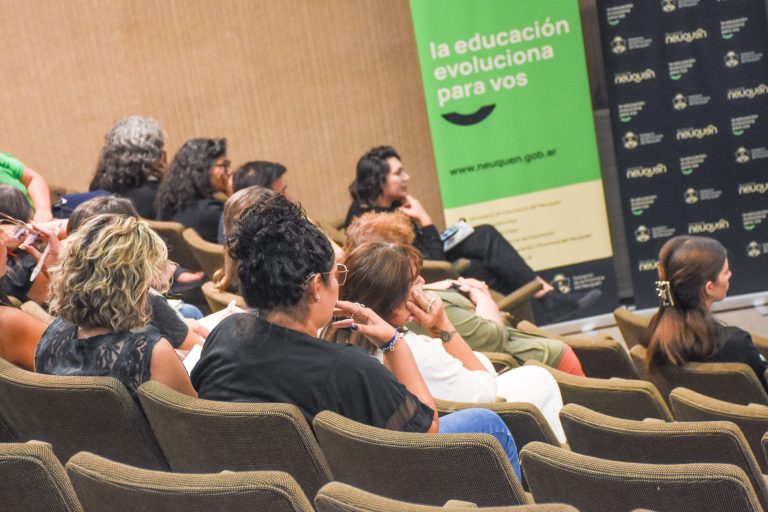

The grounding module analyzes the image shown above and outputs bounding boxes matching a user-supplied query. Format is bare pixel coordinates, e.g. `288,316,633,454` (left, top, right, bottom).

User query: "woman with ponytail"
645,235,768,391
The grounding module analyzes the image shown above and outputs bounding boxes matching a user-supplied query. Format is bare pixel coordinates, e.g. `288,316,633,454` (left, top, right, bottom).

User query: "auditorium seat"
670,386,768,473
137,381,332,499
558,403,768,510
0,360,167,469
66,451,313,512
630,345,768,406
313,410,530,507
521,441,762,512
182,227,224,279
315,481,579,512
526,360,672,421
517,321,639,379
0,441,83,512
433,397,561,451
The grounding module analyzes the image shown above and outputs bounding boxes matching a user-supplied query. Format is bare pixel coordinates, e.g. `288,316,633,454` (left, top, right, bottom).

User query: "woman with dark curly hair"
155,138,229,242
191,193,521,478
89,116,167,219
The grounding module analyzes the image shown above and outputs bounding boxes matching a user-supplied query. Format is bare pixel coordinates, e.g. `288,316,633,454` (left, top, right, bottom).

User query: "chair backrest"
526,360,673,421
670,386,768,473
558,403,768,510
433,398,561,450
182,228,224,279
66,451,313,512
315,482,579,512
312,410,530,507
21,300,54,324
0,363,167,469
0,441,84,512
201,280,246,312
137,380,332,499
316,218,347,245
630,345,768,406
516,321,638,379
142,218,202,271
521,441,762,512
613,308,650,349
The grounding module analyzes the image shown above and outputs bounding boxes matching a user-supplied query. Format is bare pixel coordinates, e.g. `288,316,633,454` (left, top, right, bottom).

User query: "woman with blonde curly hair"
35,213,196,402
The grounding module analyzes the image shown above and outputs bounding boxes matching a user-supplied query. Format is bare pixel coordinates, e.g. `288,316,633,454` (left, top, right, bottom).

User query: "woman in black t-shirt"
646,235,768,391
191,194,521,477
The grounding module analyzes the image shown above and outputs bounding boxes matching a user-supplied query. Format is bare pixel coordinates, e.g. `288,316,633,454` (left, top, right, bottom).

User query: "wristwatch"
434,329,456,343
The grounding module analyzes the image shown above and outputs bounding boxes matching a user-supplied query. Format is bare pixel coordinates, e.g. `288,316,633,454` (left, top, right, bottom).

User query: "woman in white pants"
327,241,566,443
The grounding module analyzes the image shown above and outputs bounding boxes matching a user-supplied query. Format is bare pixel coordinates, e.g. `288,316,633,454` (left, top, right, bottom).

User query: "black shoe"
537,289,602,323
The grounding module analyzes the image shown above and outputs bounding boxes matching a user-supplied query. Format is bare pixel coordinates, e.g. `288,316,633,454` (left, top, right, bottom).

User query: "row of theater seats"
1,351,767,510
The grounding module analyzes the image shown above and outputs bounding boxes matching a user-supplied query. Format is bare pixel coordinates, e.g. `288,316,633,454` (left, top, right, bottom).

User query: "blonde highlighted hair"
49,213,169,331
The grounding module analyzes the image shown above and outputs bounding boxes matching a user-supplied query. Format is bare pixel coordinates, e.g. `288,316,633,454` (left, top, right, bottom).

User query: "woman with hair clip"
646,235,768,391
35,214,196,403
330,241,566,443
191,194,522,478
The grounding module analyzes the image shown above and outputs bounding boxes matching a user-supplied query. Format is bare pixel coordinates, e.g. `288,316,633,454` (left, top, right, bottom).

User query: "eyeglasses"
305,263,348,286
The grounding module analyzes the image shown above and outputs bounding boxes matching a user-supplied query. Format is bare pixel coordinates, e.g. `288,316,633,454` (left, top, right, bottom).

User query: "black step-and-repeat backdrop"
597,0,768,308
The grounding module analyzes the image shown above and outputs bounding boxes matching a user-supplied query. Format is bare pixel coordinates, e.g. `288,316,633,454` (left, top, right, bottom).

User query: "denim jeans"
178,303,204,320
438,408,521,480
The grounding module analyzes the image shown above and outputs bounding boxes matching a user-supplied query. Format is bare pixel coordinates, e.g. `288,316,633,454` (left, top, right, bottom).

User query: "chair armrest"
481,352,520,375
452,258,471,274
493,280,543,313
421,259,461,282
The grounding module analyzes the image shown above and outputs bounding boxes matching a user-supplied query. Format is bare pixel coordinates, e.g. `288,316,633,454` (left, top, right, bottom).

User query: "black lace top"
34,317,164,403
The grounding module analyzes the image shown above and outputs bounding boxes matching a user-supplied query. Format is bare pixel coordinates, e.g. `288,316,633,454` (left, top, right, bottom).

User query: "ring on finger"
426,297,436,313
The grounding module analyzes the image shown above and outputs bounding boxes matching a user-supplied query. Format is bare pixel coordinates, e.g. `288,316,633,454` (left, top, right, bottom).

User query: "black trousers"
446,224,537,295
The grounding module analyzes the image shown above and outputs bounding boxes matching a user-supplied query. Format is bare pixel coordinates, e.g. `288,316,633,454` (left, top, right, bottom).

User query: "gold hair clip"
655,280,675,307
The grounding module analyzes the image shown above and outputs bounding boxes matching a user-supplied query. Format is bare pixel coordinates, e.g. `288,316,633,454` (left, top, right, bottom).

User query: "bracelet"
379,328,401,352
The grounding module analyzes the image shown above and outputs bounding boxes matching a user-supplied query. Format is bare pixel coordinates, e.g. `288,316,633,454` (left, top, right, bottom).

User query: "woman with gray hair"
89,116,167,219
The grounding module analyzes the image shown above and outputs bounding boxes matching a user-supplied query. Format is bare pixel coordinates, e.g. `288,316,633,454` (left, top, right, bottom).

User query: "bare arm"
150,338,197,397
19,168,53,222
333,300,439,433
456,278,505,329
408,289,489,373
0,307,46,370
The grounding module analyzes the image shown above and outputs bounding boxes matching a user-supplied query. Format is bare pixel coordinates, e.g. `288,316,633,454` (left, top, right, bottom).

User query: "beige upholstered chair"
613,308,650,349
182,227,224,279
0,441,84,512
521,441,762,512
201,280,246,312
20,300,54,324
0,363,167,469
138,381,332,499
670,386,768,473
312,410,530,507
315,482,579,512
630,344,768,406
491,279,542,323
558,403,768,511
142,218,202,271
517,321,639,379
526,360,673,421
433,398,560,451
66,451,313,512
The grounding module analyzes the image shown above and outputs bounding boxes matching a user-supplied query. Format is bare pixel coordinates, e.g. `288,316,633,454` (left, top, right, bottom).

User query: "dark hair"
646,236,728,369
89,116,165,193
0,184,33,222
349,146,400,206
69,196,139,233
232,161,287,193
230,193,334,313
155,138,226,219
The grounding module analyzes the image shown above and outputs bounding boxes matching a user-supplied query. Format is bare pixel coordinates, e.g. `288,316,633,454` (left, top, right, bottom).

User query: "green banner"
410,0,613,272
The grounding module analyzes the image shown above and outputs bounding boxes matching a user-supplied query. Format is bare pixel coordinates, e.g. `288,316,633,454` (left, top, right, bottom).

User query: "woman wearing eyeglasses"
155,138,229,243
191,194,522,477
